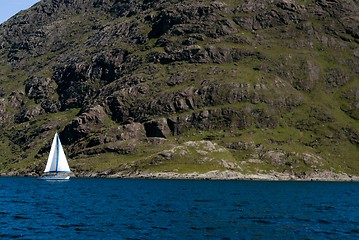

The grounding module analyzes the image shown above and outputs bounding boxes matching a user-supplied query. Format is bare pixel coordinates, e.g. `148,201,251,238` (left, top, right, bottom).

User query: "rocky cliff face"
0,0,358,177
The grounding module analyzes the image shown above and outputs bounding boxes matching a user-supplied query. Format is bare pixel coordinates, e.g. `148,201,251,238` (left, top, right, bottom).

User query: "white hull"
38,174,70,180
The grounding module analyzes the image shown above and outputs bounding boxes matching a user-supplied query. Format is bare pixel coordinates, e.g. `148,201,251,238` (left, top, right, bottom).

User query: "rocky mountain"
0,0,358,179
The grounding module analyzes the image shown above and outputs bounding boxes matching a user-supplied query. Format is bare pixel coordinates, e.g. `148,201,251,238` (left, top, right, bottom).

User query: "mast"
55,133,59,172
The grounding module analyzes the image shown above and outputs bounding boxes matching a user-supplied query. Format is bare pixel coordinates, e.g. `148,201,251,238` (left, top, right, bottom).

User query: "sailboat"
38,132,71,180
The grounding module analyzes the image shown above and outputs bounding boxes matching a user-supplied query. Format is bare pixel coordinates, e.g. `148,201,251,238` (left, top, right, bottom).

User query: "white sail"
44,133,71,173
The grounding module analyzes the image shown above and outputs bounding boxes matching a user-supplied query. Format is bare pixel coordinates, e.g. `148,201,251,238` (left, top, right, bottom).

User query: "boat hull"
38,174,70,180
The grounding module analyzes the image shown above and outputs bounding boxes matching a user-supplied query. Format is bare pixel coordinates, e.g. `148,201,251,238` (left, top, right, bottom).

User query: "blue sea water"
0,177,359,239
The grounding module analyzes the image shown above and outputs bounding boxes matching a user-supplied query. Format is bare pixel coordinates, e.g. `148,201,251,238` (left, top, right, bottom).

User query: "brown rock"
144,118,171,138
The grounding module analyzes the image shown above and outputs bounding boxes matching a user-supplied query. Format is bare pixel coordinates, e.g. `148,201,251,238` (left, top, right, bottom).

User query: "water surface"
1,177,358,239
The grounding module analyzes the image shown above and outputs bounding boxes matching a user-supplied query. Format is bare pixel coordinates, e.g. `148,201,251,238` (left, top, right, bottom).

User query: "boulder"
144,118,172,138
25,76,55,102
62,105,107,143
15,106,43,123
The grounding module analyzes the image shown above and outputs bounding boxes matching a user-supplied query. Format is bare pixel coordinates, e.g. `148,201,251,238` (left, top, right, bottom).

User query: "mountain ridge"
0,0,358,179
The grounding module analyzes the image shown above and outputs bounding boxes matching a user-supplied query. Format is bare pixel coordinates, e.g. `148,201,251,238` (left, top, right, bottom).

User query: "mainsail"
44,132,71,173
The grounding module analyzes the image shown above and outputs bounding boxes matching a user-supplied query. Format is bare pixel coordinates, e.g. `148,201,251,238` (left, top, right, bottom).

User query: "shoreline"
3,170,358,182
108,170,359,182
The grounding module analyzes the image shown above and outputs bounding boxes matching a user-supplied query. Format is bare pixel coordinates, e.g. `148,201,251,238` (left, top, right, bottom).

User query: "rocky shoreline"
110,170,359,182
42,170,359,181
2,170,359,182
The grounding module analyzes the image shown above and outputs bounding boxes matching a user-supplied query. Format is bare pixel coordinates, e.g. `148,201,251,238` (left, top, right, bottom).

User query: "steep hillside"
0,0,358,179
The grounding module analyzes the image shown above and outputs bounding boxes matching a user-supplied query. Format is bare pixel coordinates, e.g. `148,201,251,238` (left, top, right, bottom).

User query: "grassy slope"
0,0,358,177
